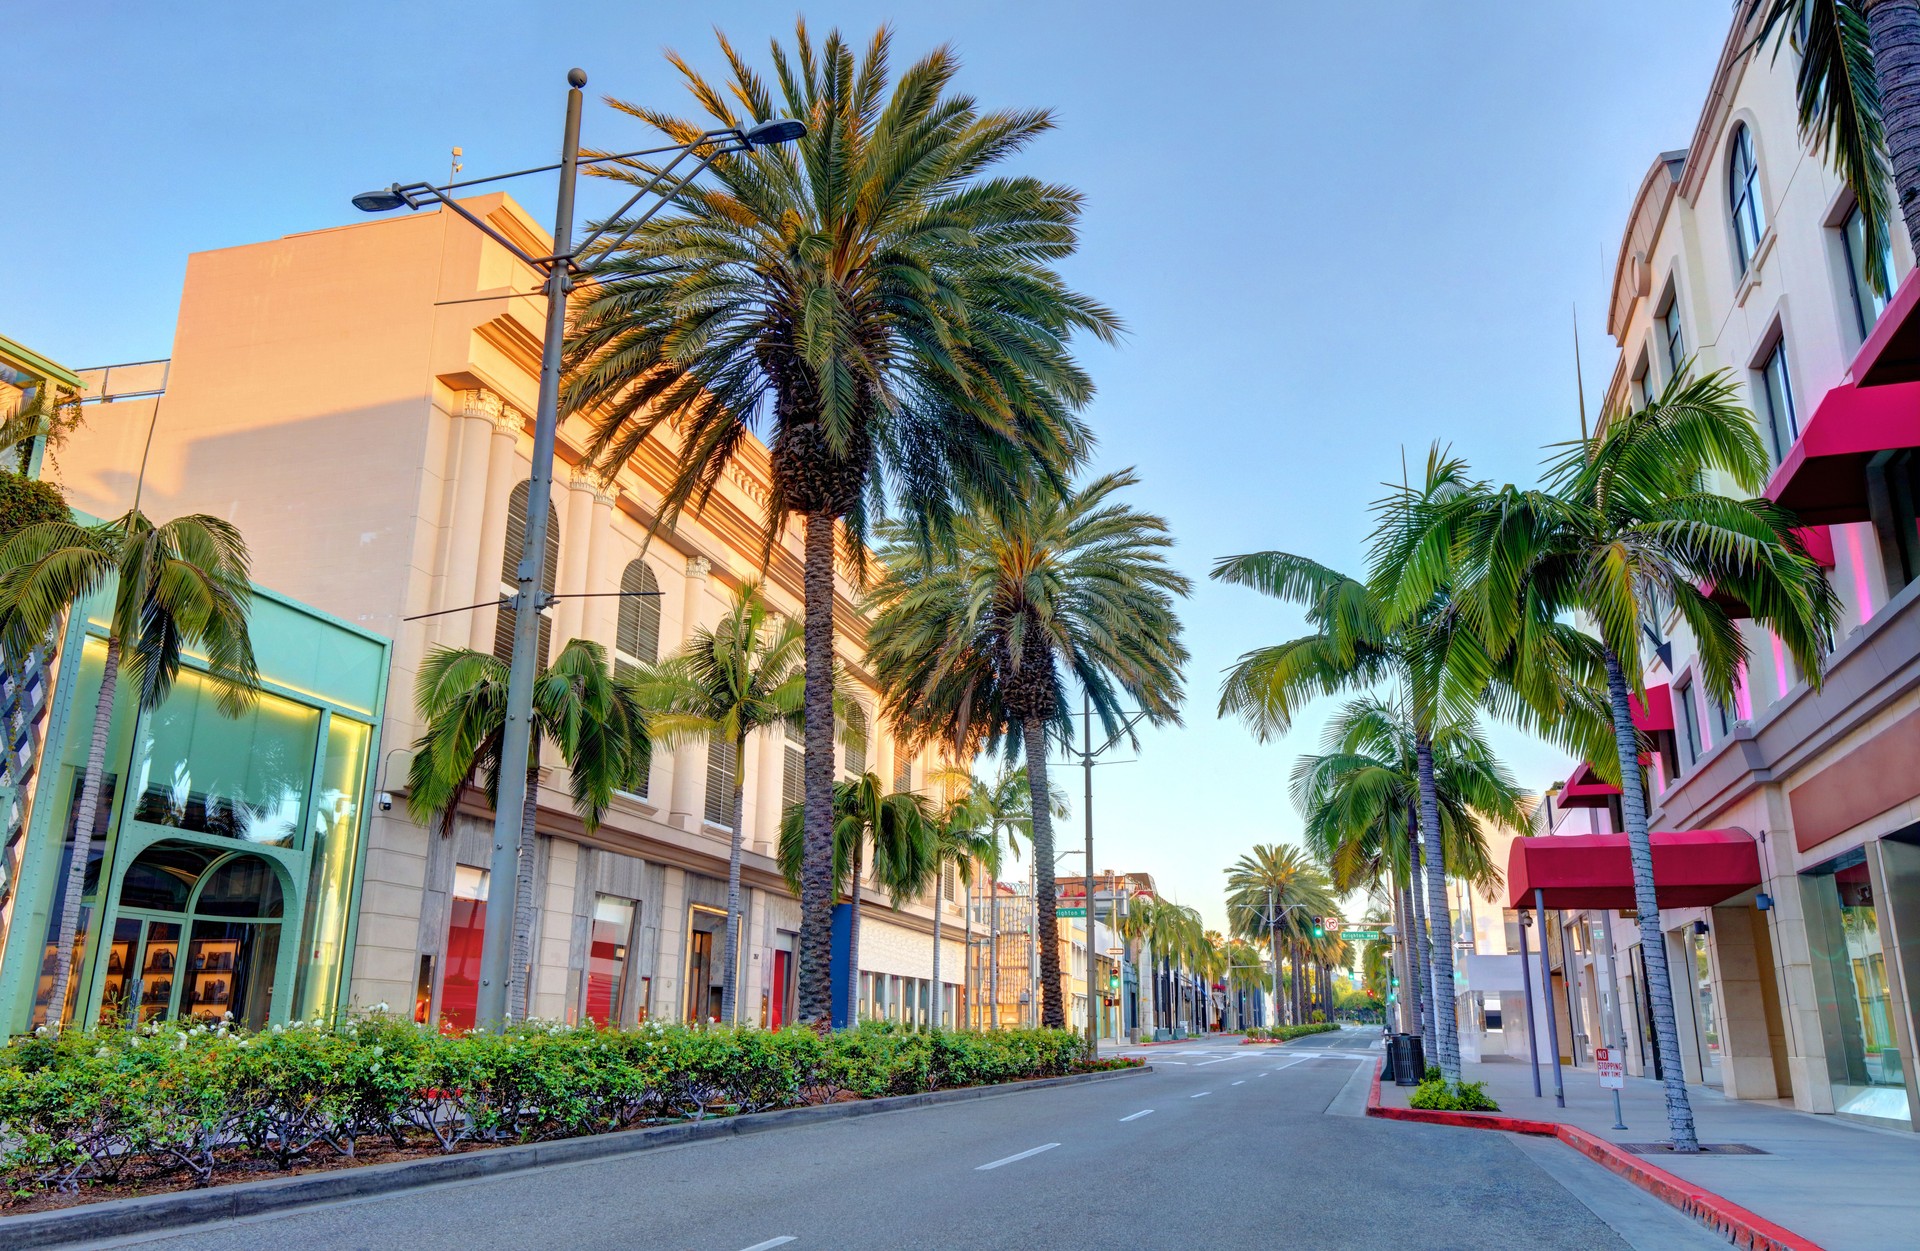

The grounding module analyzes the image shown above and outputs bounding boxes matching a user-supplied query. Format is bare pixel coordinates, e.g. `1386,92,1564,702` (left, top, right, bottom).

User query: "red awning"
1855,269,1920,387
1630,684,1673,733
1794,525,1837,570
1764,381,1920,524
1557,761,1621,809
1506,828,1761,911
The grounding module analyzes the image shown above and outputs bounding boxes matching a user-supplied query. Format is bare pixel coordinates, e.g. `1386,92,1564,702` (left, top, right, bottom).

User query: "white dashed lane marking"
976,1143,1061,1171
1120,1109,1154,1122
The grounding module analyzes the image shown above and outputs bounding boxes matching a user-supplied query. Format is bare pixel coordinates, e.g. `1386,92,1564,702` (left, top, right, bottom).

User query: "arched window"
1729,123,1766,273
614,559,661,677
496,481,560,668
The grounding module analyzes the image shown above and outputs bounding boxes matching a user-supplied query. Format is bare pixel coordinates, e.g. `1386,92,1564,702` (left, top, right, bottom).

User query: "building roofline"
0,333,83,391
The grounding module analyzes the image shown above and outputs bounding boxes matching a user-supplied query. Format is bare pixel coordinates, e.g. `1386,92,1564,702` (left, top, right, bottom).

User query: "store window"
295,717,370,1018
94,842,285,1031
131,671,321,846
686,905,727,1024
1804,848,1909,1125
440,865,489,1032
584,894,637,1026
1686,926,1722,1087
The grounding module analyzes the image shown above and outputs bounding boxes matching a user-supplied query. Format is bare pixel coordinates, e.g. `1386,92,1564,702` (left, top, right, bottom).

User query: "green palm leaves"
864,469,1188,1028
1747,1,1895,284
629,583,803,1025
0,507,260,1030
567,22,1116,1024
407,639,648,1020
0,511,258,716
567,21,1117,541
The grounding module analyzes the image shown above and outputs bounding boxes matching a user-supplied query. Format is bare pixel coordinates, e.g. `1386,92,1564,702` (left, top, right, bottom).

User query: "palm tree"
1223,845,1337,1032
1290,694,1523,1055
1217,451,1604,1081
566,23,1118,1026
0,509,259,1029
1223,938,1270,1031
407,639,649,1021
1441,371,1838,1151
925,768,1000,1029
968,766,1046,1028
629,582,804,1025
778,772,936,1025
1745,1,1920,274
864,469,1189,1028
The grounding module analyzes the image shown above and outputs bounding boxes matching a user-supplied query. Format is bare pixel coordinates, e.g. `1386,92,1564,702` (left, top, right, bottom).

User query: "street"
82,1029,1727,1251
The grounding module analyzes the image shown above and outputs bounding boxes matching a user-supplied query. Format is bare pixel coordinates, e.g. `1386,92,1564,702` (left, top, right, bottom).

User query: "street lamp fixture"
352,68,801,1033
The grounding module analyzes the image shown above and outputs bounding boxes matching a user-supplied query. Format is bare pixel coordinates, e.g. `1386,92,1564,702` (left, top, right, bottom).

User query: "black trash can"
1391,1033,1425,1087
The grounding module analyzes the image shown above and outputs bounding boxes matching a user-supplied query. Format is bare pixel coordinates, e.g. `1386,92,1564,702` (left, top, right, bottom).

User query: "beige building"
49,193,965,1030
1531,6,1920,1131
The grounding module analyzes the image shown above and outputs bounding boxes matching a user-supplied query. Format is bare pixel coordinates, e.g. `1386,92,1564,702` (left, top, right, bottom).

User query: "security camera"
378,791,393,812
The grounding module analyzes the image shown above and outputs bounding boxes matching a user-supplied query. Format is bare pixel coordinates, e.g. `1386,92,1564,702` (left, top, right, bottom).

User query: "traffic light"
1107,970,1120,993
1311,916,1326,939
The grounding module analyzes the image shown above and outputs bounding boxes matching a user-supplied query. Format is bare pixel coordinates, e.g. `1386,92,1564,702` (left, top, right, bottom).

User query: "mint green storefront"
0,585,388,1035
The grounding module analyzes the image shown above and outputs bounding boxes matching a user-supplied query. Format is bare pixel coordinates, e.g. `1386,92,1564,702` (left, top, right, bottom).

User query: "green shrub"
1408,1078,1499,1112
1424,1064,1442,1082
0,471,67,543
0,1014,1100,1200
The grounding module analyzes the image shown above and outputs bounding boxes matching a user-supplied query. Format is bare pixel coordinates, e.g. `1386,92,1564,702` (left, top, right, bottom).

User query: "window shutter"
615,560,661,676
894,749,912,794
704,737,739,827
845,704,867,777
783,746,804,809
496,480,560,668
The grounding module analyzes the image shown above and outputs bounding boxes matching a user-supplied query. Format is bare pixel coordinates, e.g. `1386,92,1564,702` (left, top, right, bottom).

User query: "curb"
1364,1061,1822,1251
0,1064,1147,1250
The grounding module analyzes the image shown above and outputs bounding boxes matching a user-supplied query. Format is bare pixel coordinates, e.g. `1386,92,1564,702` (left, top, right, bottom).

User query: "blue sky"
5,3,1734,929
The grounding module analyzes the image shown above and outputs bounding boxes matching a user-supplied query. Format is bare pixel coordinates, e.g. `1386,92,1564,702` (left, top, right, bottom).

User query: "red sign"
1596,1046,1625,1089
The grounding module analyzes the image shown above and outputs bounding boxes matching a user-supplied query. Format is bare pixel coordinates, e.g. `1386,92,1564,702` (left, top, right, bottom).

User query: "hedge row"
0,1016,1095,1197
1243,1023,1341,1041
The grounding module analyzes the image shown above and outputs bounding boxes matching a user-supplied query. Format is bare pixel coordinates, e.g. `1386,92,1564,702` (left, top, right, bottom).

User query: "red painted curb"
1364,1063,1824,1251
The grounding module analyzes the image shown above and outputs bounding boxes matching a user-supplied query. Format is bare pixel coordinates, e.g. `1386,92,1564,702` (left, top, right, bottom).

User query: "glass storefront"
0,590,388,1037
686,905,726,1023
1688,927,1723,1087
584,893,637,1026
1805,847,1910,1126
440,865,489,1033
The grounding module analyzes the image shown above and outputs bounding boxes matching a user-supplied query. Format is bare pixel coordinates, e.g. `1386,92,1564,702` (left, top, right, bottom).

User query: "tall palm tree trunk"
931,861,945,1029
1022,716,1065,1029
508,765,539,1021
1604,647,1699,1151
1405,831,1437,1063
1415,737,1462,1082
796,512,838,1027
718,730,749,1026
45,635,119,1031
1870,0,1920,251
1397,880,1422,1038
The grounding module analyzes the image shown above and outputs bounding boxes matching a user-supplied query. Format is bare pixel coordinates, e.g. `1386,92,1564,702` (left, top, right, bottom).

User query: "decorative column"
469,395,526,653
438,392,502,653
583,479,618,652
553,463,600,650
752,723,785,856
667,556,712,828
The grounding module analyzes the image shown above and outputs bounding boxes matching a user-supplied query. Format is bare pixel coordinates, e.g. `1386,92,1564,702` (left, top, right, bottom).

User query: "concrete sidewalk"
1377,1056,1920,1251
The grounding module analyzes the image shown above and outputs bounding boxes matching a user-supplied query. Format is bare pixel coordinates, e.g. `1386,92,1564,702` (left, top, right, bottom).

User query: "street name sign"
1341,929,1383,941
1057,907,1087,918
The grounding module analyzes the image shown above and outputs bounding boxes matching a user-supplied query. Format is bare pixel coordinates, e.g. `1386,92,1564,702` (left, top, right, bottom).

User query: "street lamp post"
353,70,803,1031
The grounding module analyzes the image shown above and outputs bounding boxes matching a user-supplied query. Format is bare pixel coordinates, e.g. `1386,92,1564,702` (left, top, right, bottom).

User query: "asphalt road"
86,1028,1726,1251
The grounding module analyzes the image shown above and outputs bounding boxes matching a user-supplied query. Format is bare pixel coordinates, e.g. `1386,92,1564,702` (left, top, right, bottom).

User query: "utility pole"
1083,691,1096,1058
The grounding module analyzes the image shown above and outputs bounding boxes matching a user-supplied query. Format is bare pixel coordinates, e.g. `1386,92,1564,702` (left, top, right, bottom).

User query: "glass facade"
1804,848,1909,1126
584,894,636,1026
440,865,489,1033
296,717,370,1017
132,671,321,847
